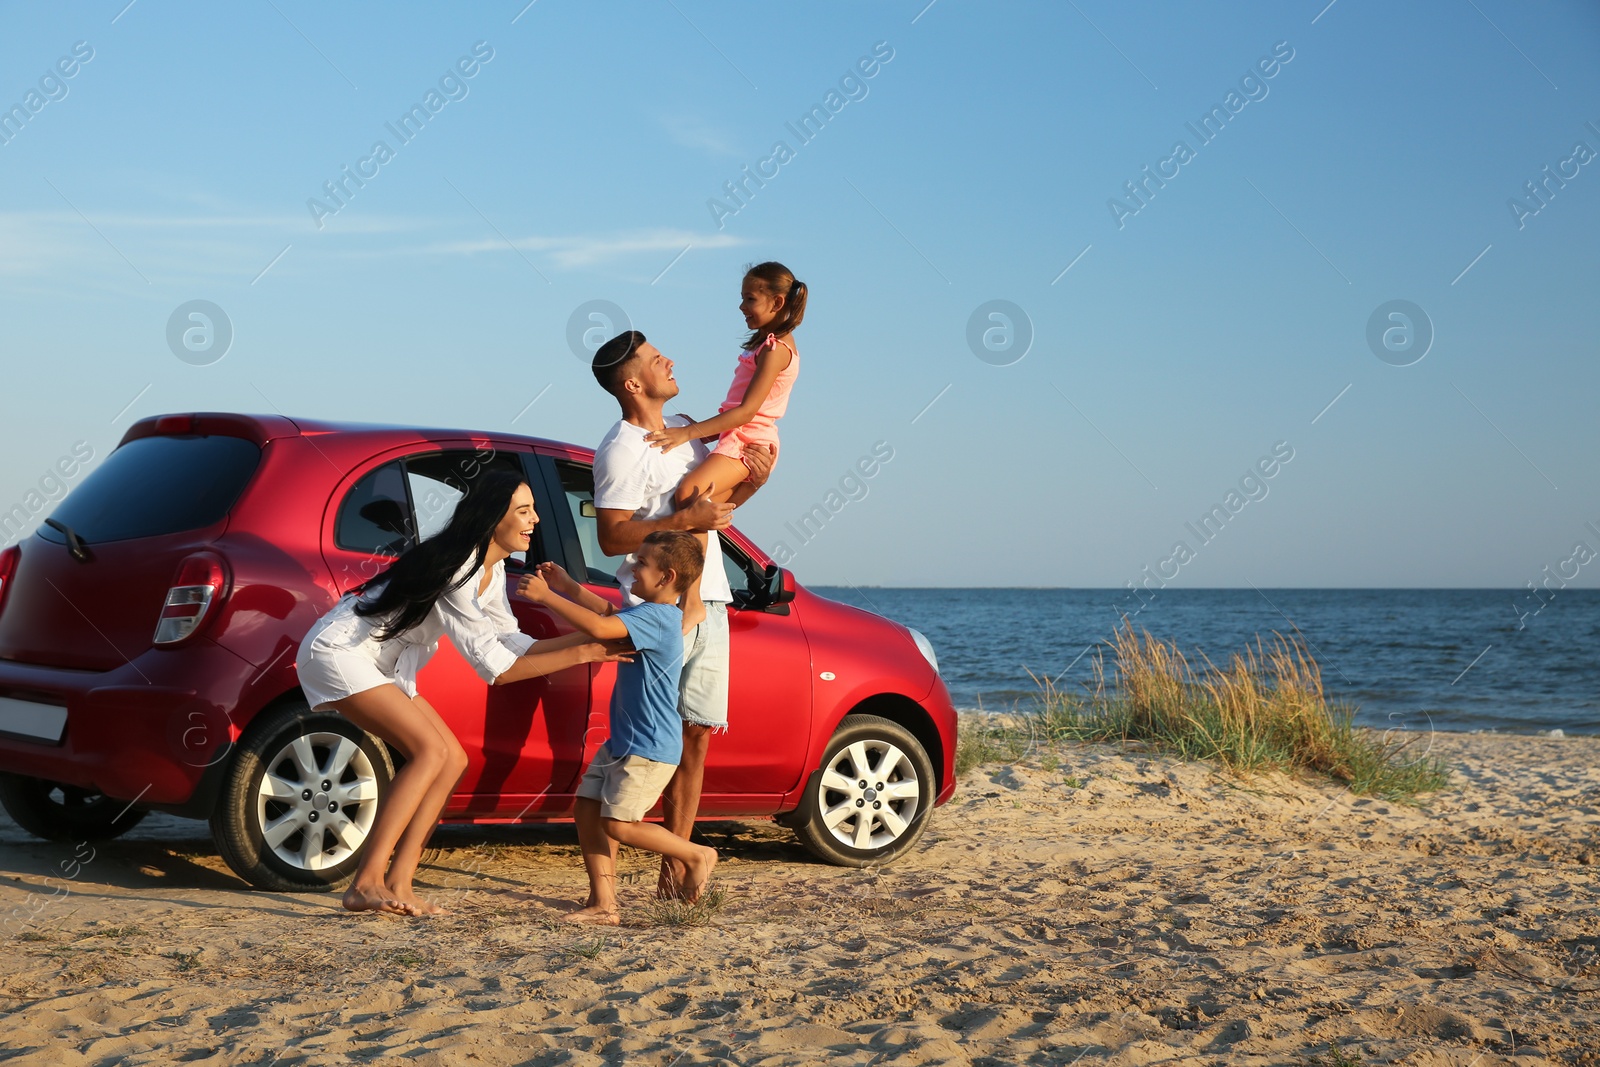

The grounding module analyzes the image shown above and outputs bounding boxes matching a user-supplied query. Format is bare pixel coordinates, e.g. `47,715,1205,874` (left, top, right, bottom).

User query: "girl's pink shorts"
712,421,780,469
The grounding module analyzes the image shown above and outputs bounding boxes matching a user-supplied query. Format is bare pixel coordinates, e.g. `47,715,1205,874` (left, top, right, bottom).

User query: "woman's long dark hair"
353,469,526,642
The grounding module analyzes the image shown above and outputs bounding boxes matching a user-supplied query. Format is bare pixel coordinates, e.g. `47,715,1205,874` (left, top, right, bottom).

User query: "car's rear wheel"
793,713,936,867
211,699,391,892
0,775,149,841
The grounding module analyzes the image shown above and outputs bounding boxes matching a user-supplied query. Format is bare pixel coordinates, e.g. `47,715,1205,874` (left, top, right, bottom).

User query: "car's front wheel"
792,713,936,867
0,775,148,841
210,700,392,892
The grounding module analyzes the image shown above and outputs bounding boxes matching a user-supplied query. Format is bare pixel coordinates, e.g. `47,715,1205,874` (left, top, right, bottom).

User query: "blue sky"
2,1,1597,589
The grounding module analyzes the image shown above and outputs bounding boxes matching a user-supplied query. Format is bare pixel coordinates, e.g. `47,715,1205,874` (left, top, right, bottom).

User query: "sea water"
814,588,1599,735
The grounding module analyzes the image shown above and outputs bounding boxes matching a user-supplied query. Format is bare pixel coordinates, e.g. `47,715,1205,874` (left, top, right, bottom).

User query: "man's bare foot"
563,904,620,925
388,884,445,916
343,882,415,916
681,845,719,903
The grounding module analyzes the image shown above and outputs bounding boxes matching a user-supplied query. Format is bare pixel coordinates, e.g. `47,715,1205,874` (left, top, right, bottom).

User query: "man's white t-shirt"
593,415,733,607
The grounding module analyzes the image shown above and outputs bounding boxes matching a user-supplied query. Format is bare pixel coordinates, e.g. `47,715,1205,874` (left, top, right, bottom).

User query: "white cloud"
659,113,742,158
427,228,746,269
0,207,422,282
0,201,747,291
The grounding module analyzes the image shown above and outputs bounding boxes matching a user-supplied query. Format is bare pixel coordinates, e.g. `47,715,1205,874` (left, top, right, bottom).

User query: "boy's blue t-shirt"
606,601,685,765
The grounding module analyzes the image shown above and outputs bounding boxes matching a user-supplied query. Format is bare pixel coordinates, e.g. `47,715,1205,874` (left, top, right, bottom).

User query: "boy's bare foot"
656,858,688,900
681,845,718,903
563,904,620,926
343,882,416,916
388,884,445,916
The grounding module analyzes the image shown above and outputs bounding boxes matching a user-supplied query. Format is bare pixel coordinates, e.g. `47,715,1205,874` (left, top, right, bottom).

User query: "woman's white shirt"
420,556,536,682
303,556,534,701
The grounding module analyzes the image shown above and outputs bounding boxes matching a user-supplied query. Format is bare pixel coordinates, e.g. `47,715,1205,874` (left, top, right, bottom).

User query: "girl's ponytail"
742,261,806,350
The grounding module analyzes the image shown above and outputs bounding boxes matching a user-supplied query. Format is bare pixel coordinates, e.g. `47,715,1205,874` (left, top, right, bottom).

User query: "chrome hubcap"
255,732,378,871
817,739,922,851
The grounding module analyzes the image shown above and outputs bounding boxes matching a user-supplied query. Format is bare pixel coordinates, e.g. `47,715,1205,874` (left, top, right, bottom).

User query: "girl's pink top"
719,333,799,423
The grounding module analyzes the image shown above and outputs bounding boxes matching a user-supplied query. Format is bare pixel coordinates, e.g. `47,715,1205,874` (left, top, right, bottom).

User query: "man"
589,329,773,897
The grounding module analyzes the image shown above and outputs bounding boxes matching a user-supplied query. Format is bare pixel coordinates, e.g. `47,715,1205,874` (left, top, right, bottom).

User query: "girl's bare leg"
381,695,469,915
673,453,751,630
328,686,456,916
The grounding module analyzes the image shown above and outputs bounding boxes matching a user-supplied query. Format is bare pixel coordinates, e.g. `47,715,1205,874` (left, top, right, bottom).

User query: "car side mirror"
580,501,597,519
762,564,796,607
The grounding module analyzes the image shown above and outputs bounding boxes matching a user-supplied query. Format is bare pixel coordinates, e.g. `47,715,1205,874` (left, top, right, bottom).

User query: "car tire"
0,774,149,841
793,713,936,867
210,699,392,892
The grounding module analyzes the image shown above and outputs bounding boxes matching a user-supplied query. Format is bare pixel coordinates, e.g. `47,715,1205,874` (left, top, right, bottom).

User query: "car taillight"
154,552,228,646
0,545,19,616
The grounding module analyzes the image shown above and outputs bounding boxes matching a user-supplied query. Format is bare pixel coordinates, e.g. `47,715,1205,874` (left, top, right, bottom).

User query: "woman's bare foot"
563,904,620,925
681,845,718,903
388,884,445,916
343,882,416,916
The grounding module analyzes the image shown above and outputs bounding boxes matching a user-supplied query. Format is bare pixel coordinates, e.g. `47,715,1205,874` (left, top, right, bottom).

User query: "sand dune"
2,731,1596,1065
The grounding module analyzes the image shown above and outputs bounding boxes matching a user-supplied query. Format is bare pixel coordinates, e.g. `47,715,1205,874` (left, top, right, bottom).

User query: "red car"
0,413,956,890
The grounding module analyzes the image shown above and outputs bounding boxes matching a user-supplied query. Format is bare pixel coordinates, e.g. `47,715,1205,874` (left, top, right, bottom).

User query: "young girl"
643,261,804,621
296,470,624,917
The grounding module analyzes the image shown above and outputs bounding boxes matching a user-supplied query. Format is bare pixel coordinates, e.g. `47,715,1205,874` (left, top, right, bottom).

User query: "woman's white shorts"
295,599,419,709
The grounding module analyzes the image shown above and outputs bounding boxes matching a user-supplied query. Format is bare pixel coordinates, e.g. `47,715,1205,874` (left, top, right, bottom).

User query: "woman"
296,470,621,916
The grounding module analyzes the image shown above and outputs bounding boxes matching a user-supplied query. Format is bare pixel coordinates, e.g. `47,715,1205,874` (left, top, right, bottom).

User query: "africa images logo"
306,42,495,229
1107,41,1295,229
706,41,895,229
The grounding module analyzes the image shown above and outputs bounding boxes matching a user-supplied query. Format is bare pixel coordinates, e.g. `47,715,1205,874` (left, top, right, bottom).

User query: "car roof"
115,412,773,568
120,411,593,458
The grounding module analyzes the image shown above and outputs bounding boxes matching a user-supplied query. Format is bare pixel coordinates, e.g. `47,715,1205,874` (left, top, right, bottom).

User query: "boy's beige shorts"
576,743,678,822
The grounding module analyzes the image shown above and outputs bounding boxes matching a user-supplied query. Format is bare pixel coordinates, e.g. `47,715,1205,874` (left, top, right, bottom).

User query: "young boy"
515,530,718,924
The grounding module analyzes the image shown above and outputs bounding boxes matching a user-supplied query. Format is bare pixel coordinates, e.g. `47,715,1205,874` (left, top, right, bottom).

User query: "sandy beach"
2,730,1596,1066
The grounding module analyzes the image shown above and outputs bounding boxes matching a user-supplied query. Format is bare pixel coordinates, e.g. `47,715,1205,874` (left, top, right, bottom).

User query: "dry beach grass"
1,728,1597,1066
960,626,1451,802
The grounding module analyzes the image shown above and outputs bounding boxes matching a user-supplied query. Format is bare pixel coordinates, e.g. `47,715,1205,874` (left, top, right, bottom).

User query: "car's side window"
405,468,464,543
550,458,768,600
334,461,414,557
335,448,560,567
404,448,554,566
552,460,626,586
720,535,764,607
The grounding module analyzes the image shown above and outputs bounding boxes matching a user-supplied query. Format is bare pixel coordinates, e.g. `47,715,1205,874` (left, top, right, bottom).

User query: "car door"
539,453,812,814
318,443,592,818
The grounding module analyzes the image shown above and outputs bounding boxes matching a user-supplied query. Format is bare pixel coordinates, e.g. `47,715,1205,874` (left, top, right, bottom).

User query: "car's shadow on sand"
428,818,811,861
0,831,284,918
0,813,824,909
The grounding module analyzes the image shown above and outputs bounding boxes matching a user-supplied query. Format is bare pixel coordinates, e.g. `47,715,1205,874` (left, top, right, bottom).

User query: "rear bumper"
0,641,254,807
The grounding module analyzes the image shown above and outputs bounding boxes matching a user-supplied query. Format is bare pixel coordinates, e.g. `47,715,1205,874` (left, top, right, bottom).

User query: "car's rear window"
39,434,261,545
